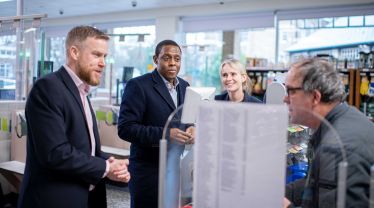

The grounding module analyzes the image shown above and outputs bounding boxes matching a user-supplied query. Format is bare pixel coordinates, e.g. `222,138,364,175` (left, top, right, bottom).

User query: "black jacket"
18,66,110,208
286,102,374,208
215,91,262,103
118,69,189,208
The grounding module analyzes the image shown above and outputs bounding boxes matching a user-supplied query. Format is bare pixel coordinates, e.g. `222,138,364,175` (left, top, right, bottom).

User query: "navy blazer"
118,69,189,208
18,66,110,208
215,91,262,103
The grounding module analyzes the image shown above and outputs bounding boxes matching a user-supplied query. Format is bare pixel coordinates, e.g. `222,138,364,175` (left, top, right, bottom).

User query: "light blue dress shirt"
157,71,179,108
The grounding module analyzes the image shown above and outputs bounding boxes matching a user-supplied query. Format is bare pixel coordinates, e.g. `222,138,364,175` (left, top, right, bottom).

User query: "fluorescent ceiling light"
0,0,13,2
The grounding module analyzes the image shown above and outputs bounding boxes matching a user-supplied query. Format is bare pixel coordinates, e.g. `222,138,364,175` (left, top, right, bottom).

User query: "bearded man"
18,26,130,208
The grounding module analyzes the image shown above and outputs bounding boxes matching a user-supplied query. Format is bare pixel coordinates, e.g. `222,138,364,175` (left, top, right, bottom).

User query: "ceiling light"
0,0,13,2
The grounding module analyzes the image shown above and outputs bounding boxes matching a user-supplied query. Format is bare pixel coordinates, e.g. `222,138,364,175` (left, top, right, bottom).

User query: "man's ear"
312,89,321,107
70,46,79,61
153,55,158,65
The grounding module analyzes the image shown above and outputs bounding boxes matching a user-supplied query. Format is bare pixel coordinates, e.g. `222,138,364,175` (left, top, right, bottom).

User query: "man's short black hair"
155,40,182,57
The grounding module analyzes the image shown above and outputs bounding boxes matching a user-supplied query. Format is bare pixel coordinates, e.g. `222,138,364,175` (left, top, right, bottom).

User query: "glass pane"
279,20,292,29
334,16,348,27
0,22,17,100
160,103,349,208
305,18,318,28
49,37,66,73
106,25,156,103
296,19,305,28
240,28,275,65
319,17,333,28
365,15,374,26
184,31,223,94
349,16,364,26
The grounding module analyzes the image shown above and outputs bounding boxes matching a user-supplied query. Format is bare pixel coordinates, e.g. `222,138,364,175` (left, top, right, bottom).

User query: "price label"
363,69,369,72
341,68,348,72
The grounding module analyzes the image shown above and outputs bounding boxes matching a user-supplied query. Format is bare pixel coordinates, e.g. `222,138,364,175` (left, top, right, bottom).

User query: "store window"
277,15,374,65
366,15,374,25
334,17,348,27
0,35,16,79
111,25,155,77
104,25,156,94
349,16,364,27
240,28,276,67
183,31,223,94
49,37,66,71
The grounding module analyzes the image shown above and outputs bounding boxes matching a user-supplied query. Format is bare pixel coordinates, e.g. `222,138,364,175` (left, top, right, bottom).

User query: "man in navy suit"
118,40,194,208
18,26,130,208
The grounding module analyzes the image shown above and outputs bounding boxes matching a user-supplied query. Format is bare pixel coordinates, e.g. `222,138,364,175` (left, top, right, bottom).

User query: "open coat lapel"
57,66,89,134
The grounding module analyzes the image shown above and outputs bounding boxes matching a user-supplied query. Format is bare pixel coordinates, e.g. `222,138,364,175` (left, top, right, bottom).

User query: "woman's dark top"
215,91,262,103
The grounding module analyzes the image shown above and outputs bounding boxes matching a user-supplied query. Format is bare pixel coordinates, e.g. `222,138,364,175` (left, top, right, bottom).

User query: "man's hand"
170,128,193,145
283,197,291,208
185,126,195,144
106,157,130,183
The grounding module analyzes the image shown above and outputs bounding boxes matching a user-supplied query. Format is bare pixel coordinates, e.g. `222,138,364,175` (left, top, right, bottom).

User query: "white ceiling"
0,0,250,19
1,0,373,28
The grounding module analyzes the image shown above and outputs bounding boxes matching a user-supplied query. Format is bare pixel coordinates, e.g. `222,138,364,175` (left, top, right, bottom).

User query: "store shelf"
355,69,374,110
336,68,351,72
246,67,289,72
360,68,374,73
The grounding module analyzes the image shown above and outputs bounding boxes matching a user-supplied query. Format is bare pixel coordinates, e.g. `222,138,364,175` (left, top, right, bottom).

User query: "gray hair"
293,58,346,103
219,59,252,94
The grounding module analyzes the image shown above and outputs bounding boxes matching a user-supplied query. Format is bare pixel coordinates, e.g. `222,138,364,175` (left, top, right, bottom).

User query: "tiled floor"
3,184,131,208
106,183,131,208
107,189,131,208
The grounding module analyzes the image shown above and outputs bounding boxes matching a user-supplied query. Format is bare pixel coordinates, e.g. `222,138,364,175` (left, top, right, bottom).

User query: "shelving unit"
355,68,374,109
354,68,374,122
336,68,355,106
246,67,356,106
246,67,289,72
246,67,289,100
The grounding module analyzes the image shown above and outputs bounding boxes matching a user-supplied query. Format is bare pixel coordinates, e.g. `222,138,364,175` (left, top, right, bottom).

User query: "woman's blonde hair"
219,59,252,94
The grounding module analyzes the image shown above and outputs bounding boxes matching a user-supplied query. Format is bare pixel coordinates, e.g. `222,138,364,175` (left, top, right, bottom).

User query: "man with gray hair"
283,58,374,208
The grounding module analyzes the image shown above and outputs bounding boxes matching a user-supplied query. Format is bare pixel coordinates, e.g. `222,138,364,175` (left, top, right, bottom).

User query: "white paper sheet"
193,101,288,208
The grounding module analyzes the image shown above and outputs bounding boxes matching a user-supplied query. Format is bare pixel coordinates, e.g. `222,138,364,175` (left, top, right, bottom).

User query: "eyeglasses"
286,87,303,97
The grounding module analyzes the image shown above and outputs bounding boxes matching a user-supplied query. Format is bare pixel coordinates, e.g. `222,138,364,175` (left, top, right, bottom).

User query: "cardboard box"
255,59,264,67
246,58,255,67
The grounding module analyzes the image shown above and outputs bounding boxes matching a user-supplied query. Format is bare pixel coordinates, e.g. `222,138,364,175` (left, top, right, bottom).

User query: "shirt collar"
156,69,179,90
63,63,91,95
157,69,179,89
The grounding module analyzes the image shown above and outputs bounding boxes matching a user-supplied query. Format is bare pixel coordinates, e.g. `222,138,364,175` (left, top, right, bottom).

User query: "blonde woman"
215,59,262,103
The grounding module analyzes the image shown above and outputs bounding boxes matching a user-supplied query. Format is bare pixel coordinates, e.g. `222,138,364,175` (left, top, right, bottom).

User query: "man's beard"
77,62,100,86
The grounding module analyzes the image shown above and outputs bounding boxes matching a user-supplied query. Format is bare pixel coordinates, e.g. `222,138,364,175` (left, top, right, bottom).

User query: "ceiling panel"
0,0,251,18
0,0,370,21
